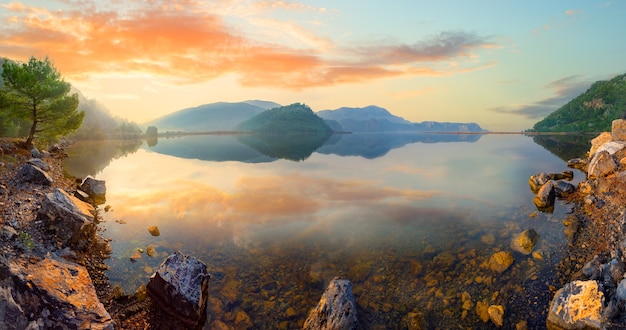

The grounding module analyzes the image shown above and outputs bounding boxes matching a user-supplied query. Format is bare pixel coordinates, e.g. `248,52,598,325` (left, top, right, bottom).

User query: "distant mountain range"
144,101,487,133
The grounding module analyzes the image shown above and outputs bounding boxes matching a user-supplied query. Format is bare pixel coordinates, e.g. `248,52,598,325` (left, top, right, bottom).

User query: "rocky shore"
532,119,626,329
0,139,213,329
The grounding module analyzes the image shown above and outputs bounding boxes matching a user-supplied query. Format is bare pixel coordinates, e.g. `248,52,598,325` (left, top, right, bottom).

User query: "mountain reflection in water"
63,133,582,329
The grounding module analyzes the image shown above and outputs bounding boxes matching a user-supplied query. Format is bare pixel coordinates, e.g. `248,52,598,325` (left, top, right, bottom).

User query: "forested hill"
237,103,332,135
530,73,626,132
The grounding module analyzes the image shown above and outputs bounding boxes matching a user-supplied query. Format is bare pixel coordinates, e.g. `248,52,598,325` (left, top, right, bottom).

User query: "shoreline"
1,132,623,328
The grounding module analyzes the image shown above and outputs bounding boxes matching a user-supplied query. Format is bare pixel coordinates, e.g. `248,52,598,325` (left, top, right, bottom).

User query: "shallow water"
65,133,588,329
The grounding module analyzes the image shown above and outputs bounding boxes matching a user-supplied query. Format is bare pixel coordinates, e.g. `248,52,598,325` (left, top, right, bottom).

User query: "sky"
1,1,625,131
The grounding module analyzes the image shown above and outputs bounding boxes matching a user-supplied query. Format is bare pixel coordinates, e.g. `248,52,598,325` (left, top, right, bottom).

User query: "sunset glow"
1,1,624,130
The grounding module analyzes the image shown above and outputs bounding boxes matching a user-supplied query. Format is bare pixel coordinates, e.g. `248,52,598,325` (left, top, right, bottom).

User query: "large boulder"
147,251,211,328
16,164,53,185
589,132,613,157
38,188,97,251
79,176,107,205
303,277,358,330
546,280,604,330
612,119,626,141
588,150,618,178
3,257,113,329
533,180,556,209
27,158,50,171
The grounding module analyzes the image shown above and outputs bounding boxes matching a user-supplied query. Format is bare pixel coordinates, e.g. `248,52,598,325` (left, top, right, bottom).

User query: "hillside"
530,73,626,132
317,106,486,132
237,103,332,135
0,57,140,140
145,100,280,132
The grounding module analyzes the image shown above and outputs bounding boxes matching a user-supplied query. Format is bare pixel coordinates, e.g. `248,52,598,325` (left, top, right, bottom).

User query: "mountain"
317,105,486,132
530,73,626,132
237,103,332,135
145,101,278,132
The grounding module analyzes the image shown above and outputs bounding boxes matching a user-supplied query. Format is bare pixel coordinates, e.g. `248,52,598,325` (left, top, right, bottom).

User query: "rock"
30,147,42,158
80,176,107,205
74,189,90,203
16,164,53,185
38,188,97,251
0,286,29,329
562,215,580,243
406,311,425,330
146,245,157,257
589,132,613,157
588,150,617,178
148,226,161,236
528,172,550,193
488,305,504,327
554,180,576,197
489,251,514,273
147,251,211,328
476,300,490,322
5,257,113,329
613,119,626,141
510,229,539,255
595,141,626,157
533,180,555,209
548,170,574,181
1,226,18,240
303,277,358,330
567,158,588,170
27,158,50,171
546,280,604,330
616,279,626,303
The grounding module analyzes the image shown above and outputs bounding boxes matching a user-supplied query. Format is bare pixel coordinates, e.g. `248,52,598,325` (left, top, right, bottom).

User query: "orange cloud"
0,1,495,89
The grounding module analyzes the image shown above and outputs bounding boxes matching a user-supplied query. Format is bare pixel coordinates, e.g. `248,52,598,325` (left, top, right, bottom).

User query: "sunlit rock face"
303,277,358,330
546,280,603,330
147,251,211,328
3,257,113,329
38,188,97,251
612,119,626,141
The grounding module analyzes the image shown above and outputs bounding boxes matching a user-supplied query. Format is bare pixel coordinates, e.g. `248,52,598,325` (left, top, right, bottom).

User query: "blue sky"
1,0,624,131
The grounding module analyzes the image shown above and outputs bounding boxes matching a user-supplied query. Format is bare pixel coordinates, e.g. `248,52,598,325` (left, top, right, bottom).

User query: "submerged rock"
147,251,211,328
489,251,514,273
38,188,97,251
510,229,540,255
488,305,505,328
303,277,358,330
148,226,161,236
546,280,604,330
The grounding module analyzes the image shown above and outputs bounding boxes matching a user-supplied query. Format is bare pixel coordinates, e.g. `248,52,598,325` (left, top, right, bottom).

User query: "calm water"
65,133,588,329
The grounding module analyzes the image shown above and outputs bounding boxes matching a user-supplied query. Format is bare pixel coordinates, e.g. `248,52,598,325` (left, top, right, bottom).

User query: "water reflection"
530,133,593,162
64,134,577,328
237,133,331,161
318,132,482,159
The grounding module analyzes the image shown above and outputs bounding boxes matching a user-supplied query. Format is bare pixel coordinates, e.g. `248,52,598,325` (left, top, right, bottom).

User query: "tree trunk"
25,103,37,148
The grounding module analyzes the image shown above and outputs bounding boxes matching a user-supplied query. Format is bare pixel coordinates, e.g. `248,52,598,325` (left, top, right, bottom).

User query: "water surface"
65,133,588,329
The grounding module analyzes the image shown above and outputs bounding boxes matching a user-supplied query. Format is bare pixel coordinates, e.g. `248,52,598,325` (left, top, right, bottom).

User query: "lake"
64,133,590,329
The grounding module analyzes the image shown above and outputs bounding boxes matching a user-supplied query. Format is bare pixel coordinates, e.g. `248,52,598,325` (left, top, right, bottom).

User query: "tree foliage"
530,73,626,132
0,56,84,147
237,103,332,135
